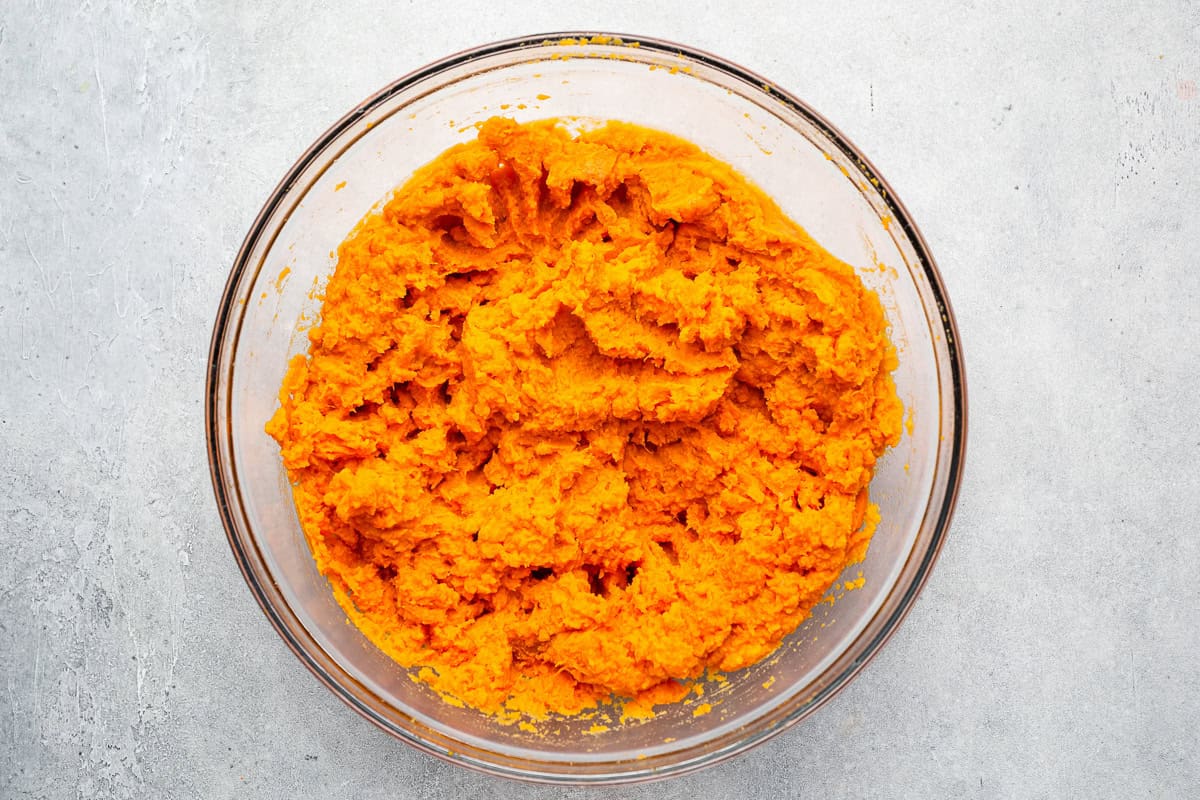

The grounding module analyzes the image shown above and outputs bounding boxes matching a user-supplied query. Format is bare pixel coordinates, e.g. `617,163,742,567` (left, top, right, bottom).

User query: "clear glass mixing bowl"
206,32,966,784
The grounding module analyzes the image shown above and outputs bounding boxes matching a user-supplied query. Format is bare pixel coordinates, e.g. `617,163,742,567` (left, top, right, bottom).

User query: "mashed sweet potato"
266,117,902,718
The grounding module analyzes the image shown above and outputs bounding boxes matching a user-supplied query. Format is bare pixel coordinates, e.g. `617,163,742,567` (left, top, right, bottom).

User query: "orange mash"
266,117,902,718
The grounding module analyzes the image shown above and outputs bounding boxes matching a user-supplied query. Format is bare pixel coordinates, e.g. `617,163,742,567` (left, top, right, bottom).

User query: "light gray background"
2,2,1198,797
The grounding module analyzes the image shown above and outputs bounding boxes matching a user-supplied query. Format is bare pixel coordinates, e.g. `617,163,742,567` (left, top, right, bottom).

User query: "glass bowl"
206,32,966,784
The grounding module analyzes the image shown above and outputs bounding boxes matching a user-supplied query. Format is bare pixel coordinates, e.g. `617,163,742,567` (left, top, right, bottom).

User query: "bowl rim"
205,30,967,784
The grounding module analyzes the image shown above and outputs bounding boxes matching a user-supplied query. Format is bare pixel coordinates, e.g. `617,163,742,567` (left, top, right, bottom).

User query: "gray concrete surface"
2,2,1198,797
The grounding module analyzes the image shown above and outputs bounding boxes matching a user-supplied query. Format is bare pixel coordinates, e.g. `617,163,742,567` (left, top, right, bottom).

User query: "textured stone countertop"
2,2,1198,797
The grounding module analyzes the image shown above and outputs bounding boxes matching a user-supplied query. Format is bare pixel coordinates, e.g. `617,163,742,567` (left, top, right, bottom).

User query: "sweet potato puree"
266,117,902,718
